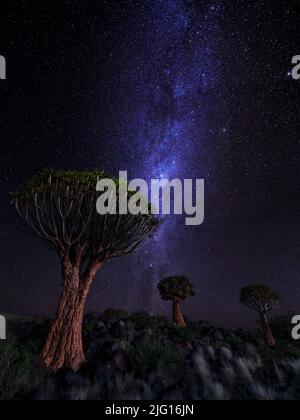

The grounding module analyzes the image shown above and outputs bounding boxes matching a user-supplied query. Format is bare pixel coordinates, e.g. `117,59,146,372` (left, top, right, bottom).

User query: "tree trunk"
173,301,186,328
42,260,101,372
261,313,276,348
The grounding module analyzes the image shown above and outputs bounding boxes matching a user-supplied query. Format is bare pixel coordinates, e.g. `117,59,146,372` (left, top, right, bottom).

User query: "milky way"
0,0,299,328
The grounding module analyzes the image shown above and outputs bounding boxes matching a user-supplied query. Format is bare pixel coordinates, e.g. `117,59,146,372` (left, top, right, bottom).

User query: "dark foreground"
0,311,299,400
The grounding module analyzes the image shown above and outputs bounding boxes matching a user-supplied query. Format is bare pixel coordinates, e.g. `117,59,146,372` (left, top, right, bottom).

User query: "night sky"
0,0,299,329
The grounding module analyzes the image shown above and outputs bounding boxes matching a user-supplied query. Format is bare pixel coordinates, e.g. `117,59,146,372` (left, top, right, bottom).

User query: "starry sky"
0,0,299,329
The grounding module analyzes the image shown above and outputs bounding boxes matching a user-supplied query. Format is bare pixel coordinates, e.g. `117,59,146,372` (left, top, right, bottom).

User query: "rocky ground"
0,310,300,400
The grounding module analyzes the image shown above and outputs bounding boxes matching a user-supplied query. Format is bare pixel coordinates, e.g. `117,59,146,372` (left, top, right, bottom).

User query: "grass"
130,311,168,331
0,334,36,400
128,340,183,381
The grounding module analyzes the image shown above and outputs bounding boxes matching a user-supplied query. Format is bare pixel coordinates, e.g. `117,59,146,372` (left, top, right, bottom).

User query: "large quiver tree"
14,170,158,371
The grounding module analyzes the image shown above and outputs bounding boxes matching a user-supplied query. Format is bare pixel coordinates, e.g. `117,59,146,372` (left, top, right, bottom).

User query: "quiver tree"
14,170,158,372
158,276,195,328
240,284,280,348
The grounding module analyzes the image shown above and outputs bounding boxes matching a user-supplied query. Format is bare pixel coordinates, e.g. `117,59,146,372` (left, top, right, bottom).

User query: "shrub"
0,335,35,400
103,309,129,320
127,340,183,381
167,324,197,345
130,311,167,331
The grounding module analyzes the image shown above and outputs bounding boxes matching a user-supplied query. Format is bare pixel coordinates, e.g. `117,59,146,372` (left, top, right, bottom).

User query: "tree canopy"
158,276,195,302
13,169,159,266
240,284,280,314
